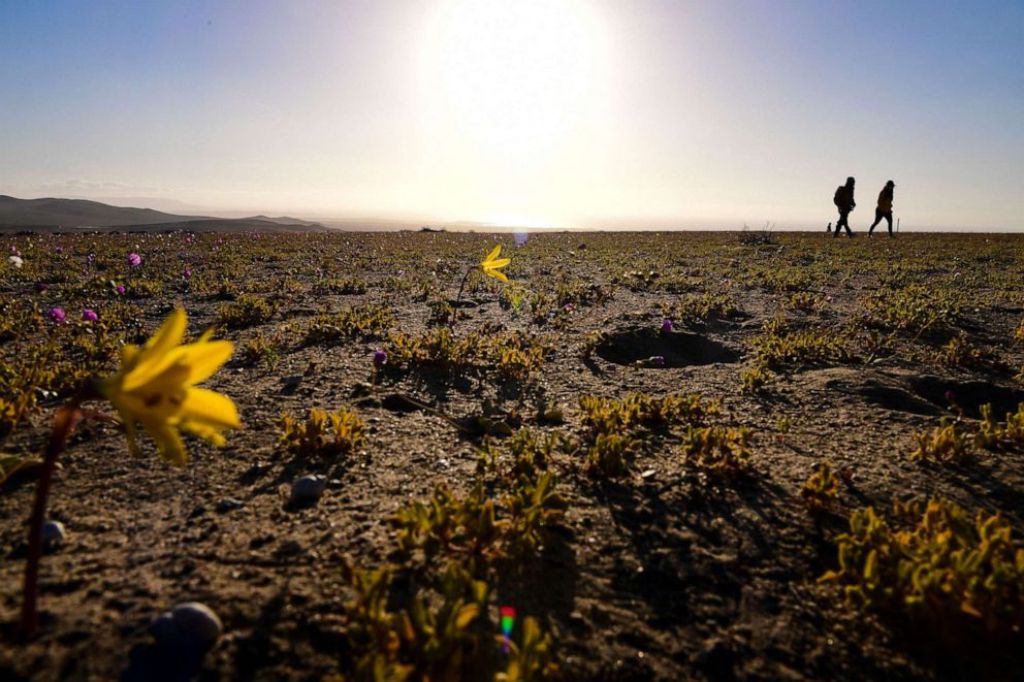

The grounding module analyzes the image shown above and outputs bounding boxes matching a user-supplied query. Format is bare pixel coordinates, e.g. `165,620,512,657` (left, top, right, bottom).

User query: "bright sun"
418,0,606,166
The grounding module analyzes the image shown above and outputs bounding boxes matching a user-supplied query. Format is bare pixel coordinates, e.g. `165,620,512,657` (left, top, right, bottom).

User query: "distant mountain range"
0,195,325,232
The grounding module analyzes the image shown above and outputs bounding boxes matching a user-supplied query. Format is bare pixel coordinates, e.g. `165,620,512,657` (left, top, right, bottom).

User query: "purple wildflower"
82,308,98,322
127,252,142,268
661,319,674,333
373,349,388,366
115,284,126,295
48,307,66,324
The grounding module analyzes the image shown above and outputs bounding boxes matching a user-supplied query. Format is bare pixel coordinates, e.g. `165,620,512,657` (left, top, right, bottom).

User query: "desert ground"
1,230,1022,681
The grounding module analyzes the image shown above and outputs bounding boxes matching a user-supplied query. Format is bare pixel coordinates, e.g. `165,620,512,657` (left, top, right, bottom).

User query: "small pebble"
216,498,244,514
149,612,178,640
275,539,304,557
280,375,304,395
150,602,223,647
41,520,66,550
290,475,326,506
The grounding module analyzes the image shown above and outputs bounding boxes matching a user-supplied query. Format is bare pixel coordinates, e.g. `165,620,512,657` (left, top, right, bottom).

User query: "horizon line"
3,193,1021,233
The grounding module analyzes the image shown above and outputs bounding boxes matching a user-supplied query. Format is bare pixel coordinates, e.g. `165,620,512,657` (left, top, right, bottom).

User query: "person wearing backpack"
868,180,896,237
832,177,856,237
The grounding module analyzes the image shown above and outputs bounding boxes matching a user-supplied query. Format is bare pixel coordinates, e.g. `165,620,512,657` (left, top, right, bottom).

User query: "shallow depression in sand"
595,328,741,368
909,376,1024,418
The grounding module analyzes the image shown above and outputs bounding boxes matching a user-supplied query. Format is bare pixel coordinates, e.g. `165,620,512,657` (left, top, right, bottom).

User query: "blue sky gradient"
2,1,1021,229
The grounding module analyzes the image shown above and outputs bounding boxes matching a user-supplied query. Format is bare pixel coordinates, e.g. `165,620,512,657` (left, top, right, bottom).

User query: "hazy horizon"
2,1,1022,231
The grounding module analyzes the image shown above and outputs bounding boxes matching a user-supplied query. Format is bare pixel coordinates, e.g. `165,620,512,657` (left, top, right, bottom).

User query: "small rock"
281,375,303,394
249,533,275,549
41,520,66,550
290,475,326,506
350,381,374,398
215,498,244,514
275,539,304,557
640,469,657,479
149,612,178,640
150,602,223,647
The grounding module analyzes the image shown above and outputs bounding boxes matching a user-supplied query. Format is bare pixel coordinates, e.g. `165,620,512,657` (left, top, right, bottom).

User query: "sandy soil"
1,230,1022,680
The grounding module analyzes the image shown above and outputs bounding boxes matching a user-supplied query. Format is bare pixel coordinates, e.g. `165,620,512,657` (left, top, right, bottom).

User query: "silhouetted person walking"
868,180,895,237
832,177,855,237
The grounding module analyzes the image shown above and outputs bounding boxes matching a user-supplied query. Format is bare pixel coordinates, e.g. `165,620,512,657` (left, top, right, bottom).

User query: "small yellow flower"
99,308,240,466
480,245,511,283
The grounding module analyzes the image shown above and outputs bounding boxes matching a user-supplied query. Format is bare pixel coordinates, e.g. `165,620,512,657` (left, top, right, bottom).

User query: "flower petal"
149,422,188,466
121,356,191,394
483,268,509,283
140,309,186,363
181,387,241,429
119,344,141,369
179,340,234,385
182,420,227,447
125,310,188,384
482,244,502,264
484,257,510,269
122,417,142,457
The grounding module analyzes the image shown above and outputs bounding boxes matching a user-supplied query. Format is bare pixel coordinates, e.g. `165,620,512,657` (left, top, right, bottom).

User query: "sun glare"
415,0,609,228
418,0,607,163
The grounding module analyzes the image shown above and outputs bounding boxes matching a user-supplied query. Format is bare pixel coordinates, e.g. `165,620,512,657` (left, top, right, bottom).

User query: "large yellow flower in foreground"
99,308,240,466
480,245,511,283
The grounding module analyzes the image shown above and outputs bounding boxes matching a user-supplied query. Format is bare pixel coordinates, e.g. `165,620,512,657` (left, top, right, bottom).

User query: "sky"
1,0,1022,230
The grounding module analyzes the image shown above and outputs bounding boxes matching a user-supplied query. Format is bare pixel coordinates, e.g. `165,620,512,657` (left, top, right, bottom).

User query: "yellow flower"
480,245,511,283
98,308,240,466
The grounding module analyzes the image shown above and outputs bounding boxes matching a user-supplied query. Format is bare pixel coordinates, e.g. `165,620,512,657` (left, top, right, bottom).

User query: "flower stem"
20,400,82,638
454,267,474,308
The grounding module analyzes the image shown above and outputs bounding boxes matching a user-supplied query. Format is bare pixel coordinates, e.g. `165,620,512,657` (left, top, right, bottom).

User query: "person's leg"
869,209,882,235
834,211,846,237
843,211,853,236
885,212,893,236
